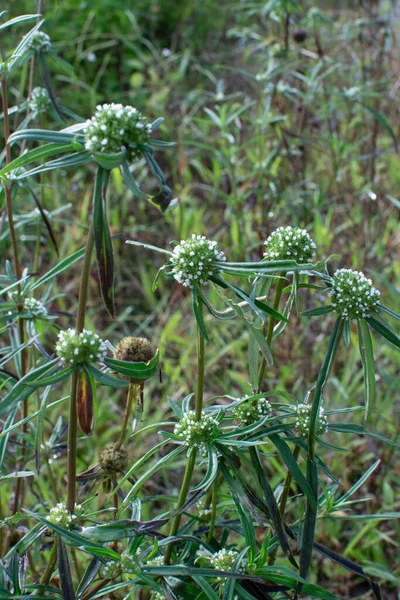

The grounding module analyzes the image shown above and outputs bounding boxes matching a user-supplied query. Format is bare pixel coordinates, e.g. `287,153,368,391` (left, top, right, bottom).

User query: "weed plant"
0,2,399,599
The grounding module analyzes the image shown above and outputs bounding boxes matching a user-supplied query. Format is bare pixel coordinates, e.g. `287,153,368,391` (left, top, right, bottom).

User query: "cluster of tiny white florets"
83,103,152,158
55,328,107,366
150,594,167,600
101,552,138,579
146,555,164,566
29,87,50,114
264,226,316,263
170,234,226,288
232,396,271,425
24,297,48,317
25,31,52,53
196,499,212,518
174,410,220,456
330,269,381,320
47,503,83,529
294,403,328,436
210,549,243,580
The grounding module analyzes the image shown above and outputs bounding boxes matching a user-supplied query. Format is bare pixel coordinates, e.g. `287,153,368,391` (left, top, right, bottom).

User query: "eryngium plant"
0,10,399,600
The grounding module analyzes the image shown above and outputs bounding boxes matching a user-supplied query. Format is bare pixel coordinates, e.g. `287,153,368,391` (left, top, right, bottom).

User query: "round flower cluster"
113,336,155,383
174,410,220,456
150,594,166,600
29,87,50,114
210,549,243,579
24,297,48,317
330,269,381,320
101,552,137,579
232,396,271,426
99,445,128,474
146,555,164,566
55,328,107,366
83,103,152,158
264,226,316,263
170,234,226,288
294,403,328,436
25,31,52,53
47,503,83,529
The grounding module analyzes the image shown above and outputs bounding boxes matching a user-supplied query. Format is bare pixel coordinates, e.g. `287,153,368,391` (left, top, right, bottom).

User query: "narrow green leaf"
77,368,97,436
93,167,114,317
366,315,400,348
302,306,334,317
192,288,209,341
357,319,375,422
249,447,293,562
268,435,316,510
57,538,76,600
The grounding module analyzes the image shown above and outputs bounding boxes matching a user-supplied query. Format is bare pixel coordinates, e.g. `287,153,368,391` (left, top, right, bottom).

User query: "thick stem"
164,303,206,564
66,224,94,513
40,540,58,586
257,274,285,392
114,382,136,451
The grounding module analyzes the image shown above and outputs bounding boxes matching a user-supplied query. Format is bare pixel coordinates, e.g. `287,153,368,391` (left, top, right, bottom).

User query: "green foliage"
0,1,399,599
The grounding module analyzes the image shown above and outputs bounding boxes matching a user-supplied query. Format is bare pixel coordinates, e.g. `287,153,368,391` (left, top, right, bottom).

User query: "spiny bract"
83,103,152,158
170,234,226,288
330,269,381,320
55,328,107,366
264,226,316,263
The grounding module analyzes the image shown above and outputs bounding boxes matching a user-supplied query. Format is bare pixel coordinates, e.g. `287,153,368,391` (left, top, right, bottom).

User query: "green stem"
278,444,300,516
40,540,58,586
66,223,94,513
257,274,285,392
164,302,206,564
207,477,218,544
114,382,137,451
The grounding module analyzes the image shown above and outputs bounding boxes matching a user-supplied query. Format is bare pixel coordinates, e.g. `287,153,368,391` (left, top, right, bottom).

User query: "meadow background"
1,0,399,597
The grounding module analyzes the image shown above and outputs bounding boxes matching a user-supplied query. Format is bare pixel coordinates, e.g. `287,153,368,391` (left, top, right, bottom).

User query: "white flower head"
174,410,220,456
264,226,316,263
25,31,52,53
210,548,244,580
29,87,50,114
84,103,151,158
232,396,271,425
55,328,107,366
24,297,48,317
330,269,381,320
47,502,83,529
294,402,328,436
170,234,226,288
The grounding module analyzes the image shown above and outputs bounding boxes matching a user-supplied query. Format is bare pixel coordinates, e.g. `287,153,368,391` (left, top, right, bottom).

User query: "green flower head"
174,410,220,455
264,226,316,263
47,502,83,529
232,396,271,425
83,103,152,158
294,403,328,436
26,31,52,53
330,269,381,320
170,234,226,288
55,328,107,366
